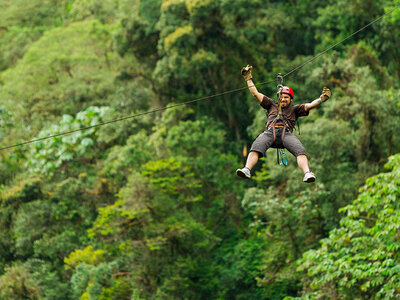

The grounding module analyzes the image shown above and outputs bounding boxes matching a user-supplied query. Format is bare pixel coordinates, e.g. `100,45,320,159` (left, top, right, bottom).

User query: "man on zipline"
236,65,331,183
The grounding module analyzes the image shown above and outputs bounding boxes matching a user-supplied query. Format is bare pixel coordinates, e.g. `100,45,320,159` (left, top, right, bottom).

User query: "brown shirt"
260,96,309,131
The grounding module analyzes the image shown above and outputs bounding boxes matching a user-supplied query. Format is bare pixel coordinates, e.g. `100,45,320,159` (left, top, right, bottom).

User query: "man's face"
281,93,292,108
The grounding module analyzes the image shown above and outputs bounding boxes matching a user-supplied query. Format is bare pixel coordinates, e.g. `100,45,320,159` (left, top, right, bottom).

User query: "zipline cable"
0,85,269,151
0,4,398,152
283,5,399,78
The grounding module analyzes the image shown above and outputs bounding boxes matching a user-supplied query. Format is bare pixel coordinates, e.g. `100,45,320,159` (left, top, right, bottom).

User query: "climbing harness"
267,74,288,144
270,73,289,166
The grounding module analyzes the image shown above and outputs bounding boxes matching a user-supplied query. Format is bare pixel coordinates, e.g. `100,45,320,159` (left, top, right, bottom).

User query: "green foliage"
24,259,70,300
69,261,123,300
314,0,400,79
0,0,399,299
0,0,71,28
297,154,400,299
85,165,218,298
213,238,267,299
100,130,153,189
0,265,41,300
0,26,45,71
1,176,42,205
26,106,115,177
68,0,139,24
75,111,245,298
241,185,333,298
0,20,122,136
65,246,106,270
0,106,12,141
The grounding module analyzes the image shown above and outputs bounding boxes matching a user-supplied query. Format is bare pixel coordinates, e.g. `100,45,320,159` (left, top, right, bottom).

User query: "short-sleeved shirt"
260,95,309,131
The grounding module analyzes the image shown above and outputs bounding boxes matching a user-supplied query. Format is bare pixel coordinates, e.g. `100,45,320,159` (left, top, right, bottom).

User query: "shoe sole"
303,176,316,183
236,169,250,179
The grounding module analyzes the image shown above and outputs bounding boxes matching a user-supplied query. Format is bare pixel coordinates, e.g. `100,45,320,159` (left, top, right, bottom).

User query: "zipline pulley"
277,73,283,91
276,73,284,120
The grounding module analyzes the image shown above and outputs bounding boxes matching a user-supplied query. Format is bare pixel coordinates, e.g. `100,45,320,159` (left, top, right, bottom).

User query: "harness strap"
267,116,288,143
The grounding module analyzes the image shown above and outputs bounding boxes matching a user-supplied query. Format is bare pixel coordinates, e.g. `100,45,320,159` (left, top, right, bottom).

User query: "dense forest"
0,0,399,299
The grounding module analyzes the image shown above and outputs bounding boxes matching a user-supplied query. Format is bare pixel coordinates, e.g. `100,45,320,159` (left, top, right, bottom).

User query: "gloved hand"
241,65,253,81
320,87,331,102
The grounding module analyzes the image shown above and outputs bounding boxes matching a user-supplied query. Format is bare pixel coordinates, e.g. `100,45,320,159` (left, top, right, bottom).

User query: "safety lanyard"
275,74,288,166
277,148,288,166
276,73,284,120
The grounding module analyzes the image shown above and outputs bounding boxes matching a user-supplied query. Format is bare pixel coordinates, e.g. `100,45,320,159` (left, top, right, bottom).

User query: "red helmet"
277,86,294,99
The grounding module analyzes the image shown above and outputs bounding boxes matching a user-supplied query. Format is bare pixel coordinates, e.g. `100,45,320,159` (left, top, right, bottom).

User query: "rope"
283,5,399,79
0,4,398,152
0,85,267,151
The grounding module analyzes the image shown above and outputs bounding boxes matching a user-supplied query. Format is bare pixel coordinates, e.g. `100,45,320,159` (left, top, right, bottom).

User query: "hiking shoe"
236,167,251,179
303,171,316,183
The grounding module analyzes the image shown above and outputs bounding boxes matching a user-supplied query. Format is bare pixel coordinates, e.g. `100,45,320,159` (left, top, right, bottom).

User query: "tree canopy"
0,0,399,299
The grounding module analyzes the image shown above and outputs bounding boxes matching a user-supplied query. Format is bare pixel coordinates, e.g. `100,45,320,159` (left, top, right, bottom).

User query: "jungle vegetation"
0,0,399,299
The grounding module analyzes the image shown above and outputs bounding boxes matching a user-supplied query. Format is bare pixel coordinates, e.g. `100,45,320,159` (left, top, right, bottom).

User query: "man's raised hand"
320,87,331,102
241,65,253,81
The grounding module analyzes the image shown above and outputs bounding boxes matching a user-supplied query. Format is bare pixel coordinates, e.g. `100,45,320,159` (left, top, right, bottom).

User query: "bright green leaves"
165,117,225,155
72,109,243,298
64,246,106,270
0,259,71,300
241,185,332,297
84,163,215,298
0,174,100,298
0,20,121,132
0,26,45,71
298,153,400,299
26,106,115,177
0,0,71,28
69,261,125,300
164,24,195,54
1,176,42,205
90,156,204,242
8,176,97,260
88,194,150,240
100,130,154,189
0,0,399,299
0,107,11,142
142,158,202,201
313,0,400,79
68,0,137,24
115,0,161,64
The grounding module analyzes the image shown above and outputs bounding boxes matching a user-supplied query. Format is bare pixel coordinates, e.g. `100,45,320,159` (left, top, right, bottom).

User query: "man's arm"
305,87,331,111
246,79,264,104
241,65,264,104
305,97,323,111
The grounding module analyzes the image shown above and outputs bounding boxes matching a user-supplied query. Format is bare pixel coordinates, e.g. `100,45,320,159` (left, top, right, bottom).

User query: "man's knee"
249,150,263,158
283,134,306,157
296,154,308,160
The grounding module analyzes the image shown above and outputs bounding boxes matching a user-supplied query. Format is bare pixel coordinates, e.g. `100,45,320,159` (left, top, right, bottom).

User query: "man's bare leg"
297,155,316,182
297,155,310,174
236,151,260,179
245,151,260,170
